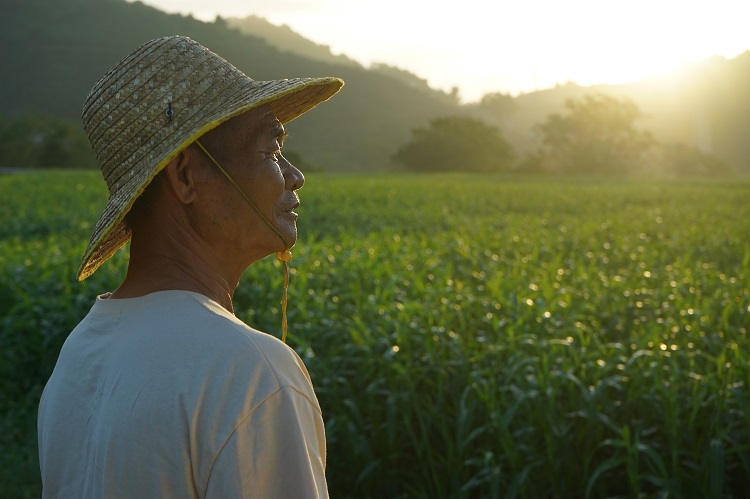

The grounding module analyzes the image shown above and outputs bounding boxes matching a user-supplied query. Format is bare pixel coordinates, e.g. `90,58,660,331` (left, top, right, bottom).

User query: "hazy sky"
127,0,750,102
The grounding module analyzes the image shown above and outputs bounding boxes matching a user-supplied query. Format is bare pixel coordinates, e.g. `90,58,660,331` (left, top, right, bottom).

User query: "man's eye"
267,151,281,162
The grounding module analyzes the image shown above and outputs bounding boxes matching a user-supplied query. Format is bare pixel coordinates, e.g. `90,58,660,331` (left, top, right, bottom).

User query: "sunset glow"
127,0,750,101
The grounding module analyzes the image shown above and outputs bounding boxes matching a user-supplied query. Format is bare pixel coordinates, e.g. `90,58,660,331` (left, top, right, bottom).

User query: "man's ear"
161,147,199,205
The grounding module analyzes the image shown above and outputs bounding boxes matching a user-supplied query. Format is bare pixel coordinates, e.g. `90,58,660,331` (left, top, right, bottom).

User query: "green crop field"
2,171,749,498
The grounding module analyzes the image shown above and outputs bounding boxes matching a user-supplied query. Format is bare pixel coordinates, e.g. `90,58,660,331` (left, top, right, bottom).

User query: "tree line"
0,114,96,169
394,93,732,177
0,94,732,177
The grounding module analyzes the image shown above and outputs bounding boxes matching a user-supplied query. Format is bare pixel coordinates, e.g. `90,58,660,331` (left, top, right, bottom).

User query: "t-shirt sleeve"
205,386,328,499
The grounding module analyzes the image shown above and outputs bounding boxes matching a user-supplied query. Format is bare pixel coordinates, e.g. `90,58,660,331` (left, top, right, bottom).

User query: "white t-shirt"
38,290,328,498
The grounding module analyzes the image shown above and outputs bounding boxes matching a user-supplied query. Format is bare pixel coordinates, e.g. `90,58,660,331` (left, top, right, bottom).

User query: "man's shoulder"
120,290,281,342
82,290,305,382
182,292,295,357
172,291,312,388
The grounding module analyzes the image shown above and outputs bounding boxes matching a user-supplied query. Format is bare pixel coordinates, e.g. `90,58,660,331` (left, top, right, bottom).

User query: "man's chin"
278,224,298,250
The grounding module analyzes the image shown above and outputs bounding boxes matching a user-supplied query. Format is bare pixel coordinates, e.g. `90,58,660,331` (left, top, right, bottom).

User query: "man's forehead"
209,105,280,143
241,106,284,136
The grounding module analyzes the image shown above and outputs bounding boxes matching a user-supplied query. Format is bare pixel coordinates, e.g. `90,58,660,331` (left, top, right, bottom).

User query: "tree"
658,143,732,177
0,114,96,169
478,92,516,119
532,94,655,175
393,116,514,173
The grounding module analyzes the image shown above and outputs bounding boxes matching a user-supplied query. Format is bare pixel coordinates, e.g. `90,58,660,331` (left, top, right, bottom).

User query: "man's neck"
111,233,241,314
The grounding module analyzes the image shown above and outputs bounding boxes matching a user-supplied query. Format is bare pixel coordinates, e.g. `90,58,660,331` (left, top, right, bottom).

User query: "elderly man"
37,36,343,498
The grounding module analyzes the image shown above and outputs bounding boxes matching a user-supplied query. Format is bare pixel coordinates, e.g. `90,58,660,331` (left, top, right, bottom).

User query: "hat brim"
77,76,343,280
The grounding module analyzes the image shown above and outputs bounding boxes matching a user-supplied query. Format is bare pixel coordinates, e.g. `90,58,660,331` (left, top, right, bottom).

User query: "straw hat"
78,35,344,280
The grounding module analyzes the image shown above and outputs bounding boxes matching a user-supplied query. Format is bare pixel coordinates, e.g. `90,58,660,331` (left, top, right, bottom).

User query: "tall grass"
1,171,748,497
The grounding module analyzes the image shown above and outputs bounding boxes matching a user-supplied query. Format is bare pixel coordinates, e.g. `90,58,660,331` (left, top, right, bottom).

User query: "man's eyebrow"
266,123,288,147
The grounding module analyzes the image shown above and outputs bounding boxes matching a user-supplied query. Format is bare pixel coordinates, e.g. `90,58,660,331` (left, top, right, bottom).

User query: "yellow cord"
194,139,292,343
281,261,289,343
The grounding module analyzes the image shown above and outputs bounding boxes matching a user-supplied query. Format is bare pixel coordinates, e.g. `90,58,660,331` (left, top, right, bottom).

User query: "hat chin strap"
194,139,292,343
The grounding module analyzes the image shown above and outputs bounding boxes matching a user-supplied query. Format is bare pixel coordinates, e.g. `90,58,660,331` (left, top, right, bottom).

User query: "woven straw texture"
78,35,343,280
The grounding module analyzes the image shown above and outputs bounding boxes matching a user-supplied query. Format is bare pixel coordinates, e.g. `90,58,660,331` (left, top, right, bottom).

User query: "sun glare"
543,0,749,87
125,0,750,100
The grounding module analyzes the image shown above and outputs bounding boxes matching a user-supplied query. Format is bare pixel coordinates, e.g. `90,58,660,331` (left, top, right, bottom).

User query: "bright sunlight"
128,0,750,100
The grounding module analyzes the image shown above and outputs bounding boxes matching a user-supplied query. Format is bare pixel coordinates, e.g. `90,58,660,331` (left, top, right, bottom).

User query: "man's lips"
280,202,300,217
284,202,300,213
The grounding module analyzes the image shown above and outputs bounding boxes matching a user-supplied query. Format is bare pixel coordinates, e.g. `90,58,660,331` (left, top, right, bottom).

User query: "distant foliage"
529,94,655,175
393,116,514,172
0,114,95,169
657,142,733,177
477,92,517,119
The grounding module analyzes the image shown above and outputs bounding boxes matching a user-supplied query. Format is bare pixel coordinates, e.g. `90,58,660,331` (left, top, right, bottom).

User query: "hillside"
226,15,443,98
0,0,462,171
472,55,750,175
626,54,750,173
225,15,361,69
